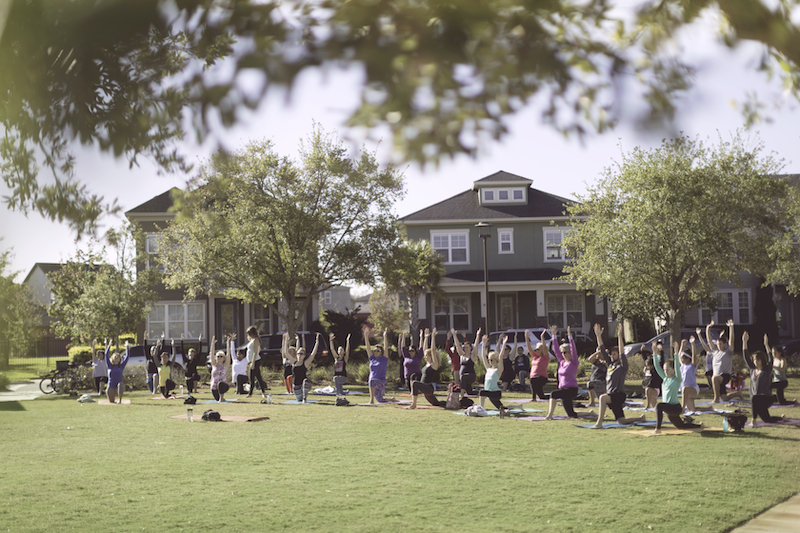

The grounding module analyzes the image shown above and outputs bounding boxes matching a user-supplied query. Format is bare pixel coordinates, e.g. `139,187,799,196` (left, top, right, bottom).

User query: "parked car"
258,331,330,366
623,328,723,358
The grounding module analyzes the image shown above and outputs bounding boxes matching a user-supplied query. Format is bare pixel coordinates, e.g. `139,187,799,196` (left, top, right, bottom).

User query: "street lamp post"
475,222,492,334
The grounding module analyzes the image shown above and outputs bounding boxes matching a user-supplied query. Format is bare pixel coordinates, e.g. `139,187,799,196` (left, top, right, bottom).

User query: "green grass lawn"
1,380,799,533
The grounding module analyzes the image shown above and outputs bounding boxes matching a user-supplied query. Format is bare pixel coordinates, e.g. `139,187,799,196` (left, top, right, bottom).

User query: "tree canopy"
4,0,800,233
380,239,444,338
159,128,404,336
0,247,37,367
47,224,159,346
562,131,792,349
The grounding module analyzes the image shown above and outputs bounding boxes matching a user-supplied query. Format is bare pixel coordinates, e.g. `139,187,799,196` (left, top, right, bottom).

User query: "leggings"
772,380,790,404
655,402,701,429
211,382,230,401
460,373,476,395
293,379,312,402
550,387,578,417
369,379,387,402
249,364,266,395
185,373,200,394
406,373,421,392
284,365,293,393
159,379,176,398
530,376,548,400
479,389,504,410
411,381,445,407
94,376,107,394
752,394,782,423
234,374,248,395
334,375,348,396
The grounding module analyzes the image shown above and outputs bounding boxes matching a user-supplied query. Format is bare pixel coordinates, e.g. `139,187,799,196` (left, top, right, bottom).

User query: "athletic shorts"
609,391,626,420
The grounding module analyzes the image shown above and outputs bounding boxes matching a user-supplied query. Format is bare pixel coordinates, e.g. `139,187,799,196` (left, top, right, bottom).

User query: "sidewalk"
729,492,800,532
0,380,46,402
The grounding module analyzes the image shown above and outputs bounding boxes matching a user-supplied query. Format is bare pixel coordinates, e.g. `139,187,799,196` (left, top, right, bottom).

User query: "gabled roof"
400,184,574,223
472,170,532,187
23,263,64,284
125,188,180,216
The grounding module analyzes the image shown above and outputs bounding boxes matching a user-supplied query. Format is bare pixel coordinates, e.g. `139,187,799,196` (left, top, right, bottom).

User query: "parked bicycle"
38,361,91,394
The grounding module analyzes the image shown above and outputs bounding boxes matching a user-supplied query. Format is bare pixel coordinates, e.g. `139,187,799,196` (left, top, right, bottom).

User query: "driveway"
0,380,47,402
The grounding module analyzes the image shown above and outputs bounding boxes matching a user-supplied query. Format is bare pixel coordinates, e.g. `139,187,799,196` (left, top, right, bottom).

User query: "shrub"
310,365,331,384
69,345,92,365
0,372,9,391
122,364,148,391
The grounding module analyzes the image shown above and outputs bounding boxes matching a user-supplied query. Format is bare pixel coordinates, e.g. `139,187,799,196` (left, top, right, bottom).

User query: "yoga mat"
395,404,443,409
97,399,131,405
280,399,319,405
749,418,800,427
357,399,405,406
574,420,657,429
170,414,270,422
147,394,187,400
198,398,238,404
511,413,596,421
623,427,705,437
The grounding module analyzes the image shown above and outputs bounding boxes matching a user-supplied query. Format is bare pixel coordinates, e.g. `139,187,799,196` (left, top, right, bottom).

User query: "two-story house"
125,189,323,344
399,171,606,336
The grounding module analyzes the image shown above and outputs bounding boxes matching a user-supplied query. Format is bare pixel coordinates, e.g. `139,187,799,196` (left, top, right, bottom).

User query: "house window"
498,190,509,200
431,231,469,264
546,293,584,329
483,190,494,201
434,296,470,331
513,189,524,200
498,228,514,254
543,227,571,262
252,304,272,335
323,291,332,305
701,290,752,325
147,302,205,340
145,233,164,271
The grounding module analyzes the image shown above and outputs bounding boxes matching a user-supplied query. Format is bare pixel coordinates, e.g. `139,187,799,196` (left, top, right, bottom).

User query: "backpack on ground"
445,383,460,409
202,409,221,421
465,404,488,417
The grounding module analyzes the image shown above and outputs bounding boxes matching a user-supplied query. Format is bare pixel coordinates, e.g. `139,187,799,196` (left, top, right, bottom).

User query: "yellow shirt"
158,364,170,387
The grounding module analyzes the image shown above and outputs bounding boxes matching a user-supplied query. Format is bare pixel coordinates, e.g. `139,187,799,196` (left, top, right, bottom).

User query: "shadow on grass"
0,401,26,411
700,427,800,442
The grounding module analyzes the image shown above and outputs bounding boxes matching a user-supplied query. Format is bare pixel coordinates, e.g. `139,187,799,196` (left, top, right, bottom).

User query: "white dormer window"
481,187,526,204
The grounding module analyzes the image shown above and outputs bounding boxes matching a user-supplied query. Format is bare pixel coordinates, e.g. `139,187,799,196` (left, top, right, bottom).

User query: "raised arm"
329,333,338,357
726,319,735,352
170,338,177,363
382,328,389,358
524,329,535,355
362,326,372,356
567,326,577,361
345,334,351,362
304,333,320,367
478,334,490,369
742,331,754,369
469,328,482,361
617,322,624,356
451,329,464,357
689,335,699,367
763,333,772,355
430,328,440,370
496,334,508,374
703,320,715,352
594,323,610,363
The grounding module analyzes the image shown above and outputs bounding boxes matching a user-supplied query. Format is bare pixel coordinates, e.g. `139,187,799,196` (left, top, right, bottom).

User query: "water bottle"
180,385,184,395
187,406,193,422
267,394,272,404
723,417,729,432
